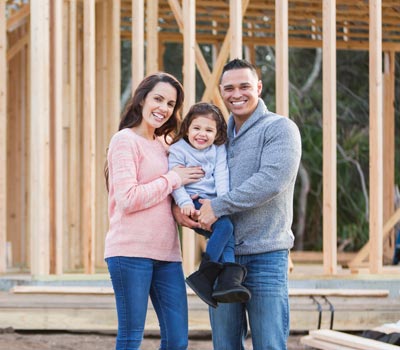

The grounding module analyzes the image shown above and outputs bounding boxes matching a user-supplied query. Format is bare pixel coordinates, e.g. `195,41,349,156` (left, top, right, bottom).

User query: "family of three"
104,59,302,350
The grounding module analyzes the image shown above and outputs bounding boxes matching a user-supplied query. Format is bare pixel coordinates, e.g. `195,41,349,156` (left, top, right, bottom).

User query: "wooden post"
30,0,51,276
167,0,228,117
67,0,80,271
275,0,288,117
201,0,249,103
322,0,337,275
53,0,64,275
0,0,7,273
146,0,158,75
132,0,144,92
230,0,242,59
369,0,383,274
382,51,395,262
182,0,196,275
83,0,96,274
110,0,121,135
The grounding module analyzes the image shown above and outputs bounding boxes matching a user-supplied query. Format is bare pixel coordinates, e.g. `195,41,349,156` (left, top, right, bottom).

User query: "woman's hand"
172,166,204,186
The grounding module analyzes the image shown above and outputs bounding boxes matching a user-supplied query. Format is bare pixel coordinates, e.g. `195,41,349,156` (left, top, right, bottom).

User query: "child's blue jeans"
193,198,235,263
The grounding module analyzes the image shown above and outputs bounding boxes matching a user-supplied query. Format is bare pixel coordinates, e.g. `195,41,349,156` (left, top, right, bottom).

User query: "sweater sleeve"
214,145,229,196
109,134,181,214
168,142,193,208
212,118,301,217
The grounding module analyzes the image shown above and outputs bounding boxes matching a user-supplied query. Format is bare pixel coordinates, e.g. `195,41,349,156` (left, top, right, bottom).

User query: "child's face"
187,115,217,150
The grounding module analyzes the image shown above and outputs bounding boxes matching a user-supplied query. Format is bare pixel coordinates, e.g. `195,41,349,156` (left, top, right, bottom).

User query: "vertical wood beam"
275,0,288,117
182,0,196,275
53,0,63,275
94,0,107,268
167,0,228,117
30,0,51,275
382,51,395,260
132,0,144,92
68,0,80,271
369,0,383,274
322,0,337,275
201,0,249,103
0,0,7,273
146,0,158,75
230,0,242,59
83,0,96,274
110,0,121,135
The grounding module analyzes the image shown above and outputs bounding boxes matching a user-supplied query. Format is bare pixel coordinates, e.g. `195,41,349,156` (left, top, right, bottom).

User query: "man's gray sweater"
211,99,301,255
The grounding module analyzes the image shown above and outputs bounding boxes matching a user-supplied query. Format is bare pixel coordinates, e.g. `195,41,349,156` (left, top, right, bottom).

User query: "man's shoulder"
260,111,299,131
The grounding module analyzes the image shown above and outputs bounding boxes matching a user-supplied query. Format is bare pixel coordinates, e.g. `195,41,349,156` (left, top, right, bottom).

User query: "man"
176,59,301,350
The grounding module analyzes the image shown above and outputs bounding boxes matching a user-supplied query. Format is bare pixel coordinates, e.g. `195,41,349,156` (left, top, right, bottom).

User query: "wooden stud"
322,0,337,275
110,0,121,135
369,0,383,274
181,0,196,275
94,0,107,269
83,0,96,274
6,3,29,31
201,0,249,103
230,0,242,59
30,0,51,276
275,0,289,117
382,51,395,262
146,0,158,75
6,34,28,61
7,27,27,269
167,0,228,117
0,0,7,273
67,0,80,271
132,0,144,92
53,0,64,275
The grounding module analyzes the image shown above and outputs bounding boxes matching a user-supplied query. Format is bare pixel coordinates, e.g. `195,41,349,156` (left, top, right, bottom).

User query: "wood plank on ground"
11,285,389,298
1,291,399,331
301,335,357,350
310,329,400,350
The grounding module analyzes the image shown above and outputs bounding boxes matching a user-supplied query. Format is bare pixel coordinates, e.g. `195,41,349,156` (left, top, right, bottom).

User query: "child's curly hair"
172,102,227,146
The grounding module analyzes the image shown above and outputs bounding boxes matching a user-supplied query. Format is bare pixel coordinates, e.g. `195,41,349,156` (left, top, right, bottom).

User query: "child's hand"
181,204,196,217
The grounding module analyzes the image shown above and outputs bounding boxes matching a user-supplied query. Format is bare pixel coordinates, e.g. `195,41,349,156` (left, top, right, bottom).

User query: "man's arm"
205,118,301,221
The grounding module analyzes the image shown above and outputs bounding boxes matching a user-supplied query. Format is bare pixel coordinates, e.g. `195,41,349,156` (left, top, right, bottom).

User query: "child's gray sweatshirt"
211,99,302,255
168,139,229,208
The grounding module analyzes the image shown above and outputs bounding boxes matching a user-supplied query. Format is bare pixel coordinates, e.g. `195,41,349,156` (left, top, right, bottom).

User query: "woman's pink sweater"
104,128,182,261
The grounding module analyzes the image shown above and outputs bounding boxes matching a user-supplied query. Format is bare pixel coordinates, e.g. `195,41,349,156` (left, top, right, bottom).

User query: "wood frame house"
0,0,399,277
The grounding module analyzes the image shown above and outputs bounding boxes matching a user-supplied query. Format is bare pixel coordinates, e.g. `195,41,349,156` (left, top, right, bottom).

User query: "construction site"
1,0,400,349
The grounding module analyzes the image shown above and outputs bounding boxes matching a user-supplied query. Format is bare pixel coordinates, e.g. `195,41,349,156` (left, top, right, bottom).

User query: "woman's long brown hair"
104,72,184,191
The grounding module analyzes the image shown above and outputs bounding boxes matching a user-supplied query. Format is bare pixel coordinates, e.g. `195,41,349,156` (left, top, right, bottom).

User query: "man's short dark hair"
221,58,258,81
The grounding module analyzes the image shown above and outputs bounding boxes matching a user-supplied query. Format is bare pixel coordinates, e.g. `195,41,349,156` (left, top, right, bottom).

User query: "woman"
104,72,204,350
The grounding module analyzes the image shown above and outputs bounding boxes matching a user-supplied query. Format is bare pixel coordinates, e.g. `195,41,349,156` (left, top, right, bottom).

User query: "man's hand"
198,199,218,231
172,203,201,229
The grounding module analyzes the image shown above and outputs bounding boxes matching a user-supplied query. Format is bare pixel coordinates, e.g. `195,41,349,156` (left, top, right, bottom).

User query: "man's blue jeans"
209,250,290,350
106,256,188,350
193,198,235,263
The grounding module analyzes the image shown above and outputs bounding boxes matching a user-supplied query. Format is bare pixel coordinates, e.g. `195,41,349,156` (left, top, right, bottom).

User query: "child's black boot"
186,253,223,308
212,262,251,303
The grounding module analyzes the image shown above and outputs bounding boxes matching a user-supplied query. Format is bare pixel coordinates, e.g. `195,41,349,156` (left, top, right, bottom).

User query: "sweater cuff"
211,197,224,218
163,170,182,190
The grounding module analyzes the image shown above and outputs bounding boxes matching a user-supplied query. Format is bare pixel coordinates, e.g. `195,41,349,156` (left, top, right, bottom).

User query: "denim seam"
151,277,169,349
116,257,128,350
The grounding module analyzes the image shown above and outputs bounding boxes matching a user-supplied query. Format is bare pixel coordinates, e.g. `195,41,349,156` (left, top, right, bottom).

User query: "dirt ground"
0,328,308,350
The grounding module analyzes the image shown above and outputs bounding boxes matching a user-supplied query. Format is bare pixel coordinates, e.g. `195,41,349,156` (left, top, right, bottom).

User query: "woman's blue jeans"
106,256,188,350
193,198,235,263
209,250,290,350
